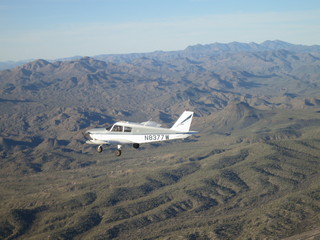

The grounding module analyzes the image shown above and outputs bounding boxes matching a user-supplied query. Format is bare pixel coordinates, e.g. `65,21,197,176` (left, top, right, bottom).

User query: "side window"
124,126,132,132
111,125,123,132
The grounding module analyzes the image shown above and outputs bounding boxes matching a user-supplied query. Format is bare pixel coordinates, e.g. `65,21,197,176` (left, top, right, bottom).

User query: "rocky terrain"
0,40,320,239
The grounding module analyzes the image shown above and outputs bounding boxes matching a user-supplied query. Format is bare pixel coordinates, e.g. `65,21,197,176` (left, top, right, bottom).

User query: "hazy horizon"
1,0,320,61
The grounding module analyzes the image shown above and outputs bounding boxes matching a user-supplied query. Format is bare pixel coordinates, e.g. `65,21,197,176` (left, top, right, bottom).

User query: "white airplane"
85,111,197,156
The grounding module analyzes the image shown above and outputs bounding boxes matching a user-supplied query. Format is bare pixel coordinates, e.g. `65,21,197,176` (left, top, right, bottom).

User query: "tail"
170,111,194,132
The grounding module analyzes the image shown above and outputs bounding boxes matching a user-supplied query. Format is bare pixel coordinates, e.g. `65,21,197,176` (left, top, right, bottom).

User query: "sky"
1,0,320,61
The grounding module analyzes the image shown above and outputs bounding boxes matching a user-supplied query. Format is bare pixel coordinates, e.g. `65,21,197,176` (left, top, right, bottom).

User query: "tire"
97,145,103,153
115,149,122,157
133,143,140,149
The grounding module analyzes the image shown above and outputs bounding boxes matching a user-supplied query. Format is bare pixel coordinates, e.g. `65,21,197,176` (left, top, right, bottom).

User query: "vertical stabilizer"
170,111,194,132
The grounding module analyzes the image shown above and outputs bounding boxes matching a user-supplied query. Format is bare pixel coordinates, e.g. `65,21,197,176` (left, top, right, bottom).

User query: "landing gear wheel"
133,143,140,149
97,145,103,153
115,149,122,157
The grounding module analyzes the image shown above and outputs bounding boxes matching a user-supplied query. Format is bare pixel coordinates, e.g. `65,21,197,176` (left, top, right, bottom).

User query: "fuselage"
86,121,196,145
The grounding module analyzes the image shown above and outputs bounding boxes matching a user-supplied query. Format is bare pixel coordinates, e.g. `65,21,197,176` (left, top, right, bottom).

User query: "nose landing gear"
97,145,103,153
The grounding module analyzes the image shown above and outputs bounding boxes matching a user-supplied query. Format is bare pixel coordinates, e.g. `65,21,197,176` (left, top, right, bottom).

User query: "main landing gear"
96,143,139,157
97,144,122,156
115,145,122,157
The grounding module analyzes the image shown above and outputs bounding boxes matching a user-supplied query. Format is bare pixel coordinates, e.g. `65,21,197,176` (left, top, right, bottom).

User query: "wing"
86,139,109,145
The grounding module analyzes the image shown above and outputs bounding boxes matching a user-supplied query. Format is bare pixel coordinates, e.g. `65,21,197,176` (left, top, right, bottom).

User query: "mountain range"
1,40,320,70
0,40,320,239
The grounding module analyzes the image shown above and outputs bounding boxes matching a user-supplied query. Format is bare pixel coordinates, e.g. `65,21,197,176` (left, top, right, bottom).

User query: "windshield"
111,125,123,132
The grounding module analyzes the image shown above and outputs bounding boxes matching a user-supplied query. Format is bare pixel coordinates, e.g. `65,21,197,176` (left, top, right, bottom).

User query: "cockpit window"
111,125,123,132
106,125,112,131
124,126,132,132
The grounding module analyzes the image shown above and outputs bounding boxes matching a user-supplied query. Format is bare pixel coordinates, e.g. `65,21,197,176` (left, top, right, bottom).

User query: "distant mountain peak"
261,40,295,48
210,101,264,131
183,40,320,56
20,59,51,72
223,101,256,115
26,59,50,66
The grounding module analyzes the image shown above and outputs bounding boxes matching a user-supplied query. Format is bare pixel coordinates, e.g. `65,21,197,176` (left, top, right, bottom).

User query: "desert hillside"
1,41,320,239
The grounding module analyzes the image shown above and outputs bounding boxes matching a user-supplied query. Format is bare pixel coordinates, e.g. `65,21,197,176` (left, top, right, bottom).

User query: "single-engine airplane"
85,111,197,156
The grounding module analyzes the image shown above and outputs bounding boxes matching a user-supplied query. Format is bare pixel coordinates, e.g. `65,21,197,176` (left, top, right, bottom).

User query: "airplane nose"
83,131,93,140
85,128,98,134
